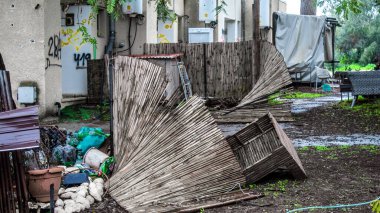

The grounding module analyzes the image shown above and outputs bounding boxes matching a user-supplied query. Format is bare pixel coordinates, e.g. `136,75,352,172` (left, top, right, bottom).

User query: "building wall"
44,0,62,115
217,0,241,42
0,0,60,115
184,0,241,42
244,0,287,42
116,0,157,55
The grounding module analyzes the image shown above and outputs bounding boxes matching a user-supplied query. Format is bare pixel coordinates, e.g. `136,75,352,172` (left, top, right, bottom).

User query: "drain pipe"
106,16,115,156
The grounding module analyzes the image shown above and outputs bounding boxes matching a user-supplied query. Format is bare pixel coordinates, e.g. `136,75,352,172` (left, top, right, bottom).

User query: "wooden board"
211,103,293,123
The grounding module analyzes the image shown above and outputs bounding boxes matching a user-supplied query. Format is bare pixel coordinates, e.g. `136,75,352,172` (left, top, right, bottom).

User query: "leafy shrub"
336,63,376,71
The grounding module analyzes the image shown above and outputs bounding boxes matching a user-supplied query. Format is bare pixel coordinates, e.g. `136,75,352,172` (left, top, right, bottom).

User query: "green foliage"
359,145,380,154
318,0,379,19
155,0,176,22
268,93,284,105
61,105,95,121
326,153,338,160
338,98,380,117
315,146,332,152
360,42,378,64
249,184,256,190
298,146,310,152
199,208,205,213
372,199,380,213
264,179,289,193
60,104,110,122
215,0,228,16
332,0,380,65
277,180,289,192
283,92,326,99
87,0,126,19
88,0,227,23
336,63,376,71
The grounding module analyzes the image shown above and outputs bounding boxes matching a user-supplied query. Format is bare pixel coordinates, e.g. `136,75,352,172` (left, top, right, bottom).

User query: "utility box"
199,0,217,23
188,28,213,43
259,0,270,27
122,0,143,15
18,86,37,104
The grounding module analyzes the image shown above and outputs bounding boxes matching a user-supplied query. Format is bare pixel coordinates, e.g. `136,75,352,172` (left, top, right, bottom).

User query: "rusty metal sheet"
0,106,40,152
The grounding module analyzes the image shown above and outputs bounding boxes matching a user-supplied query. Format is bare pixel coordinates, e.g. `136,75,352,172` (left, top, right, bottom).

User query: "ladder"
177,61,192,101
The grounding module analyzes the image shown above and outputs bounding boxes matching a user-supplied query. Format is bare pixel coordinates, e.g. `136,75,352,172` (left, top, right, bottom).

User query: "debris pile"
26,125,112,213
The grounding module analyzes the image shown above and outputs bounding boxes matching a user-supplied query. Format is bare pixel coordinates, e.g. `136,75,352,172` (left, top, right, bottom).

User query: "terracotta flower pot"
28,167,64,202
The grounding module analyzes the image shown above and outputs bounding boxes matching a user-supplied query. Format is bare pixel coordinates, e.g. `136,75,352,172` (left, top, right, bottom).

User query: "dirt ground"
82,144,380,213
287,104,380,139
59,92,380,213
209,145,380,213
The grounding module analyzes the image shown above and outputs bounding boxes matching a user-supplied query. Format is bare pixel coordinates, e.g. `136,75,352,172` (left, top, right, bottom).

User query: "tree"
334,0,380,65
301,0,317,15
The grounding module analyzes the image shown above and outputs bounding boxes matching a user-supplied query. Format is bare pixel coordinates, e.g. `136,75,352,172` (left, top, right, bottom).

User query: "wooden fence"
144,41,254,100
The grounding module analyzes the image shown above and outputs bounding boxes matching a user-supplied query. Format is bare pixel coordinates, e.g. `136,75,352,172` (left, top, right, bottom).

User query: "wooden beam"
252,0,261,85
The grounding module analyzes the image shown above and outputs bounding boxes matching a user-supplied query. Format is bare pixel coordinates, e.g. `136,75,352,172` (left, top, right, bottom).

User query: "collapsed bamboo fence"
110,56,246,212
144,41,253,99
236,41,292,109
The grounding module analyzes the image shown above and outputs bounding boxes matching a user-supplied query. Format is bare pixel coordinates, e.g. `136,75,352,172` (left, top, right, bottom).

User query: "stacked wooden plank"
212,102,293,123
236,41,292,109
226,113,307,183
110,56,246,212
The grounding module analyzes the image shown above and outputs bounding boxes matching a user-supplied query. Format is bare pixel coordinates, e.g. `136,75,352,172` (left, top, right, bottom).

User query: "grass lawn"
337,96,380,117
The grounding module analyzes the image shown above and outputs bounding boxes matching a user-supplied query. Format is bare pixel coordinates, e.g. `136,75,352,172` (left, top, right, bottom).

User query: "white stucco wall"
185,0,241,42
116,0,157,55
0,0,62,116
244,0,287,42
44,0,62,115
217,0,241,42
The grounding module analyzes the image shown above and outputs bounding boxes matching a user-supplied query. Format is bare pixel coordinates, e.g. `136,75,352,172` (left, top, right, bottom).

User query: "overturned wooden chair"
226,113,307,183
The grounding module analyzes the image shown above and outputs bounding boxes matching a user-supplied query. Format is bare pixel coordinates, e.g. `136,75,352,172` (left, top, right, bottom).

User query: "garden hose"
286,196,380,213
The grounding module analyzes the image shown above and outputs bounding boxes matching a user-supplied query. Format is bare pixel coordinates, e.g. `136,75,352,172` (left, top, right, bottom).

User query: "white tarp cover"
274,12,326,82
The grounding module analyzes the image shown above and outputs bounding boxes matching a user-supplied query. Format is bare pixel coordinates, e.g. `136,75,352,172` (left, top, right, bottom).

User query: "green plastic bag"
75,127,110,155
99,157,115,175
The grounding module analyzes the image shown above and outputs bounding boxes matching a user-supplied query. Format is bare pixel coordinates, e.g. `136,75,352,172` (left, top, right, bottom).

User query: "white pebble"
93,178,104,184
76,196,90,209
54,206,65,213
86,195,95,204
64,206,74,213
89,182,102,202
60,192,73,199
58,188,65,195
65,187,78,193
77,189,88,198
63,199,75,206
55,198,64,207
